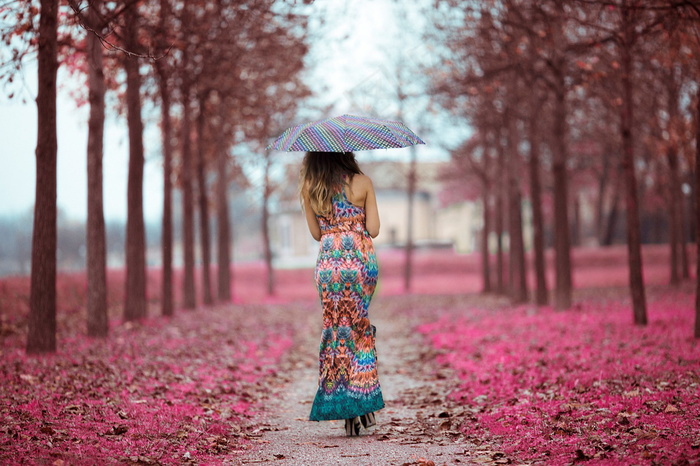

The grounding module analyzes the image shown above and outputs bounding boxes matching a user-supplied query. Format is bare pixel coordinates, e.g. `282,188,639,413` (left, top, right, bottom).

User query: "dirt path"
237,296,508,466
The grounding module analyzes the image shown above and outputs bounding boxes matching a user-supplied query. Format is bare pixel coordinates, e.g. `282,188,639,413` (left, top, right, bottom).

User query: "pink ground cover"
0,304,294,465
0,244,684,316
417,289,700,464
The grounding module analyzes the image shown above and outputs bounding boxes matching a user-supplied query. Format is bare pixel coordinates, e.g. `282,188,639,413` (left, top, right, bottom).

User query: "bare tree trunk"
529,99,548,306
549,1,573,310
403,145,417,292
666,77,682,286
496,141,506,294
262,151,275,296
572,195,581,247
157,0,173,317
552,79,573,310
216,101,232,302
620,6,647,325
507,107,527,303
85,0,108,336
27,0,58,354
156,62,173,316
694,87,700,338
603,169,622,246
181,84,196,309
667,144,681,286
595,146,611,244
123,4,147,322
196,100,213,306
681,209,690,279
480,148,492,294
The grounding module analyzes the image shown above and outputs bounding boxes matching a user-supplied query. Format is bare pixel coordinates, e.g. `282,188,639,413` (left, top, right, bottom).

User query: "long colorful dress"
308,186,384,421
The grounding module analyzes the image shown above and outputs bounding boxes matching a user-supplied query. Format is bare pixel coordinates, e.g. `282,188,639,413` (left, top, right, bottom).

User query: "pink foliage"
0,305,292,464
0,245,697,464
417,290,700,464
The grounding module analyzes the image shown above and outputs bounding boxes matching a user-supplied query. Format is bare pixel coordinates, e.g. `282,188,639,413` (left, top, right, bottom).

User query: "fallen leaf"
664,404,679,413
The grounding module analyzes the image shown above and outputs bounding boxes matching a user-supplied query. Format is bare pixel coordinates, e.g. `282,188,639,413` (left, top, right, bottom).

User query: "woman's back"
316,176,370,235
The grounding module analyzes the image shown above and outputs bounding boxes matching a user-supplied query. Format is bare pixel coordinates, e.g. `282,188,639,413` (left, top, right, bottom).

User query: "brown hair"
300,151,363,216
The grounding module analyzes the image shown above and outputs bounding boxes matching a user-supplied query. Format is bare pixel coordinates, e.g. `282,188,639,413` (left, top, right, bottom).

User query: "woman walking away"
301,151,384,436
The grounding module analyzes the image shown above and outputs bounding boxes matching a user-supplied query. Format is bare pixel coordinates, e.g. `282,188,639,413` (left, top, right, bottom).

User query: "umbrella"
266,114,425,152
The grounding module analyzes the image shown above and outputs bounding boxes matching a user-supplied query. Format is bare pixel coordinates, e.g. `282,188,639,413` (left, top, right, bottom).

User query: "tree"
505,100,528,303
195,94,214,306
26,0,59,353
215,96,232,302
446,135,495,294
83,0,108,336
428,1,536,301
155,0,174,317
123,1,147,321
526,83,549,305
543,2,574,310
179,77,196,309
695,86,700,338
261,149,275,296
620,3,647,324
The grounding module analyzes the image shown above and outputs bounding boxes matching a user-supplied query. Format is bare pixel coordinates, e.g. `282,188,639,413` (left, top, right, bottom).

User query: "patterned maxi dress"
308,186,385,421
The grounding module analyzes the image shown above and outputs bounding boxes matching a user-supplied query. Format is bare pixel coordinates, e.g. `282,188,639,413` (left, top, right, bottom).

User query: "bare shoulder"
351,174,374,192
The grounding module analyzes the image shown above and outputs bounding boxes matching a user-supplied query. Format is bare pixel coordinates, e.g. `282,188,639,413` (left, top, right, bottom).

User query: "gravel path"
237,296,508,466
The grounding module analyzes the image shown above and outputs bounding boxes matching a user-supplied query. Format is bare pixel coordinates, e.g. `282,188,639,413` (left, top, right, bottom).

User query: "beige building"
270,160,483,268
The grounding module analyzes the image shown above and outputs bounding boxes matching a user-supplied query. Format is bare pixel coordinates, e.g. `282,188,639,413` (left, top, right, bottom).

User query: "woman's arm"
363,177,380,238
302,191,322,241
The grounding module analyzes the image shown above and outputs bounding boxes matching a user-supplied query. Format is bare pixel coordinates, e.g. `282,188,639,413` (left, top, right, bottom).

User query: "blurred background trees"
425,0,700,325
1,0,699,351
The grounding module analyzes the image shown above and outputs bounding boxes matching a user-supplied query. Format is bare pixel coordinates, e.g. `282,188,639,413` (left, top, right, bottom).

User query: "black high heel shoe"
359,412,376,428
345,416,361,436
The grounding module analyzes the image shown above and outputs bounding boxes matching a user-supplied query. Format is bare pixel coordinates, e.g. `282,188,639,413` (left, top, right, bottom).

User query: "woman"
301,151,384,436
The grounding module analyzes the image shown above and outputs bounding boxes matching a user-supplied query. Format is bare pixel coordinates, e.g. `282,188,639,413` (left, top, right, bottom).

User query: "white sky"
0,0,447,222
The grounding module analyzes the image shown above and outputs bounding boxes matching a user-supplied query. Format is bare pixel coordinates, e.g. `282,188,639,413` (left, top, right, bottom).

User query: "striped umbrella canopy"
266,114,425,152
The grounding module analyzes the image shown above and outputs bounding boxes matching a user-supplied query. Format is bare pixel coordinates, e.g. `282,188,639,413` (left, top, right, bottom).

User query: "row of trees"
426,0,700,334
2,0,312,353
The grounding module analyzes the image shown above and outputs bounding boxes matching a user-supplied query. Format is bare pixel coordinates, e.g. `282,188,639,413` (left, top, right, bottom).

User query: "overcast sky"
0,0,445,223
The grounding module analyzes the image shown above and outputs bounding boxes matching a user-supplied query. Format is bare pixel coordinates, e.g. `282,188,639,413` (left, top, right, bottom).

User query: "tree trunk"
694,87,700,338
27,0,58,354
595,146,611,244
529,99,548,305
196,100,213,306
620,6,647,325
666,76,682,286
552,79,573,310
571,195,581,247
403,145,417,292
550,1,573,310
507,108,527,303
181,84,196,309
480,149,492,294
681,209,690,279
603,170,622,246
667,144,681,286
123,4,147,322
495,141,506,294
85,0,108,336
156,49,173,317
216,102,232,302
262,151,275,296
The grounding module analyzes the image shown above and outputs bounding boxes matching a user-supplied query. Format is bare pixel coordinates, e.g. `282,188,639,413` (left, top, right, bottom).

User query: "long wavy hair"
300,151,363,216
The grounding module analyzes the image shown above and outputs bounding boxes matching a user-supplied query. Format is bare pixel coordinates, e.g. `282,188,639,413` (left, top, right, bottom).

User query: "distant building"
270,160,482,268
